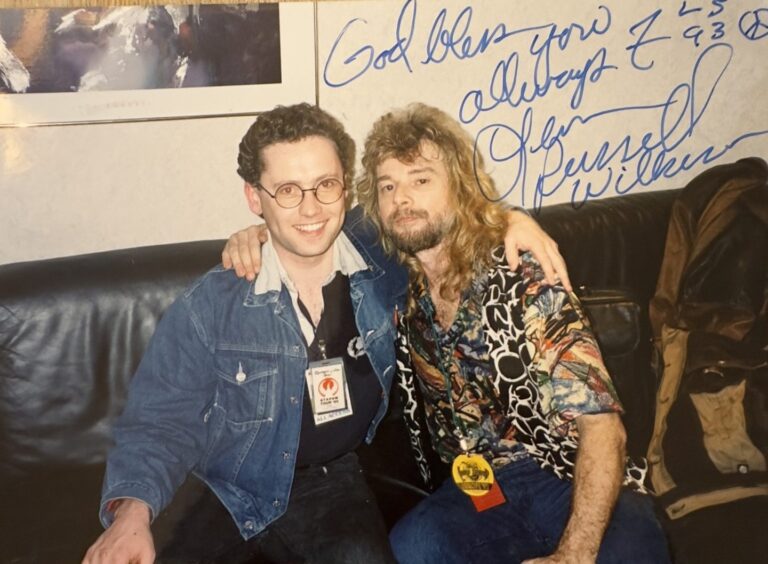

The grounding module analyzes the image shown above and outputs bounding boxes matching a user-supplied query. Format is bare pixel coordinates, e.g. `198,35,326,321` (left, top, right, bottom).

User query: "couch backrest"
0,189,679,478
0,241,223,476
537,189,678,307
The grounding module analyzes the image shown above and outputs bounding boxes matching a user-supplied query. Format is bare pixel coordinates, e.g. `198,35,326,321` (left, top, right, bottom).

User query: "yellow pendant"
451,453,495,497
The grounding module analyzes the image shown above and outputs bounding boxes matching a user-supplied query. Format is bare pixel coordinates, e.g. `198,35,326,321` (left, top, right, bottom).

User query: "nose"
391,184,412,206
297,190,322,216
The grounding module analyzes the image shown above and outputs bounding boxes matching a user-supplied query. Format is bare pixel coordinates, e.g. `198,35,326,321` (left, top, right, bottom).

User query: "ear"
244,183,263,216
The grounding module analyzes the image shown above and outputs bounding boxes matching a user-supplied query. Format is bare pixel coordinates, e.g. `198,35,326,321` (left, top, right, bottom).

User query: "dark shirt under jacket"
296,272,380,466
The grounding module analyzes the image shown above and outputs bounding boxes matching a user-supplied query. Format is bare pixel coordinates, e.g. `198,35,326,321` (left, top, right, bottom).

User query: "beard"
382,208,454,254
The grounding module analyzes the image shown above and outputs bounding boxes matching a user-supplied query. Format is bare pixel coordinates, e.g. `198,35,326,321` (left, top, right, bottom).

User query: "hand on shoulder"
503,209,572,291
221,224,269,281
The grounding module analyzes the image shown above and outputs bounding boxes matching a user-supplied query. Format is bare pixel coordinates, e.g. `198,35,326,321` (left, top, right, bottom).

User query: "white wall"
1,116,261,265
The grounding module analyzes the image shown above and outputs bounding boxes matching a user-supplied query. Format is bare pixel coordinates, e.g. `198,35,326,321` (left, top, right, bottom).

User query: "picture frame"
0,1,316,126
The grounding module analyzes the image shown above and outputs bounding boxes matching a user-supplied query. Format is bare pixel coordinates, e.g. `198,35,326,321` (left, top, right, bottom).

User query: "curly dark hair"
237,103,356,193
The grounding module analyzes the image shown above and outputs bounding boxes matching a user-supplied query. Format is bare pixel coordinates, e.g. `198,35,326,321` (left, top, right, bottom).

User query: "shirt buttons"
290,396,299,405
244,520,254,530
282,451,290,460
272,499,281,508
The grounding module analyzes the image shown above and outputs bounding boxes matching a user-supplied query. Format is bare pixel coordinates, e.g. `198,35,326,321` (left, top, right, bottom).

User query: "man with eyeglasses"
84,103,569,564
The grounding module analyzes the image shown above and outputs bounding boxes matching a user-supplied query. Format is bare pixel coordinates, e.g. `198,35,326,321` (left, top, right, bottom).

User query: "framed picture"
0,2,315,126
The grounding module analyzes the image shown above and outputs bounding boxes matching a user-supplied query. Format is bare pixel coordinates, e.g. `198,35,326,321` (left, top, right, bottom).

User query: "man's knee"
390,507,456,564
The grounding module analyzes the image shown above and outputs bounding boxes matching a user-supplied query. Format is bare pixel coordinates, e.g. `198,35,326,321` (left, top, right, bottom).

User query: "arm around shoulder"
221,224,268,281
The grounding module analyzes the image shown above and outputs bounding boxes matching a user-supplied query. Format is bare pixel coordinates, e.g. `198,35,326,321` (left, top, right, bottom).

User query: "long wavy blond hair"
357,103,507,314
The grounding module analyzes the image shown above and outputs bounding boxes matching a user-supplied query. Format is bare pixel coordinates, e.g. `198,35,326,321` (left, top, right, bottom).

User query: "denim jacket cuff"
99,484,160,528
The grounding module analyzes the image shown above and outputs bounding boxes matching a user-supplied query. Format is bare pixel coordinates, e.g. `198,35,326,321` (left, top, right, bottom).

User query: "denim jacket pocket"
214,352,277,430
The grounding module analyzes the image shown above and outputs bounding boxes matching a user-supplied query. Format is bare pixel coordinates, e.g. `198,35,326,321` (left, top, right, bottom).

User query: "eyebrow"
408,166,437,175
376,166,437,183
272,172,342,187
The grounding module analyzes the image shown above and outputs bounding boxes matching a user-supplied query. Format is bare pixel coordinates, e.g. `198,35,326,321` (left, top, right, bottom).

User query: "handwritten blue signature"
322,1,766,211
473,43,768,211
456,5,613,122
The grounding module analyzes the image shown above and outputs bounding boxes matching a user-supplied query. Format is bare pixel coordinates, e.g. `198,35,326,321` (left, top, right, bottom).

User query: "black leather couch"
1,187,765,563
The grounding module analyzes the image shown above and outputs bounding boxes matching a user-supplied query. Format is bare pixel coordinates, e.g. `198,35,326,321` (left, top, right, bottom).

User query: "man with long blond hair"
356,103,669,564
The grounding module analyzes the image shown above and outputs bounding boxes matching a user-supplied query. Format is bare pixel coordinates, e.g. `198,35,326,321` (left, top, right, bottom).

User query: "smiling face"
245,135,346,269
375,142,455,256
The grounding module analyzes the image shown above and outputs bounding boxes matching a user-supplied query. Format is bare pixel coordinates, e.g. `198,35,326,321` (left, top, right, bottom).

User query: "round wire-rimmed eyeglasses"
257,178,345,209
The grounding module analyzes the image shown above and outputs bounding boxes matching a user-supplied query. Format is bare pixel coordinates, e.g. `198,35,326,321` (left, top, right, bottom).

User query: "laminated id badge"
452,453,506,512
305,357,352,425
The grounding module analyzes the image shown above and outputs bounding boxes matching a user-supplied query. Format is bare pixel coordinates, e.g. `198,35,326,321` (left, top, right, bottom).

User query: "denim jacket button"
290,396,298,405
282,451,290,460
244,520,254,530
235,361,247,383
272,499,281,508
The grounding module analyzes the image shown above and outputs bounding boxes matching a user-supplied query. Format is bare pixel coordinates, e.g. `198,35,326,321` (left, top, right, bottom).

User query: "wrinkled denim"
390,454,670,564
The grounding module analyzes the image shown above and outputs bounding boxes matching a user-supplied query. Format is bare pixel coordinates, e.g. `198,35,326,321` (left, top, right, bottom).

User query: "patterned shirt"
409,273,520,468
407,252,624,470
519,256,625,440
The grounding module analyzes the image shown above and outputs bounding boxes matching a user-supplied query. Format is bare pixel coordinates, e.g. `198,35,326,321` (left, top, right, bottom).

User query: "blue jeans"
390,455,670,564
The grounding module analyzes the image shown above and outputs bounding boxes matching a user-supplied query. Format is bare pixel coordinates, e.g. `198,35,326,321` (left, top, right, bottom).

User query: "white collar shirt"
253,232,368,344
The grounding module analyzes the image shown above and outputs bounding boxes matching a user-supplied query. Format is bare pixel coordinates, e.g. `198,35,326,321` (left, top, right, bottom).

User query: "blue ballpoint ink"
738,8,768,41
528,5,611,55
421,4,546,65
471,43,767,210
678,2,703,18
323,0,417,88
708,1,727,18
626,8,671,70
459,46,616,124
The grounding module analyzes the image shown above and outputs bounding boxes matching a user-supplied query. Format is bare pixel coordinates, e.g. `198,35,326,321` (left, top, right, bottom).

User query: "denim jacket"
100,207,408,539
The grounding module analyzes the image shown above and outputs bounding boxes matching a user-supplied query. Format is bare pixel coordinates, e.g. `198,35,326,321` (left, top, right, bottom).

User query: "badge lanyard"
302,300,353,425
427,308,504,509
428,315,474,449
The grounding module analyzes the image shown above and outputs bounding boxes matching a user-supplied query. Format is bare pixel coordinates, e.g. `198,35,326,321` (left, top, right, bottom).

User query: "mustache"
389,208,428,221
